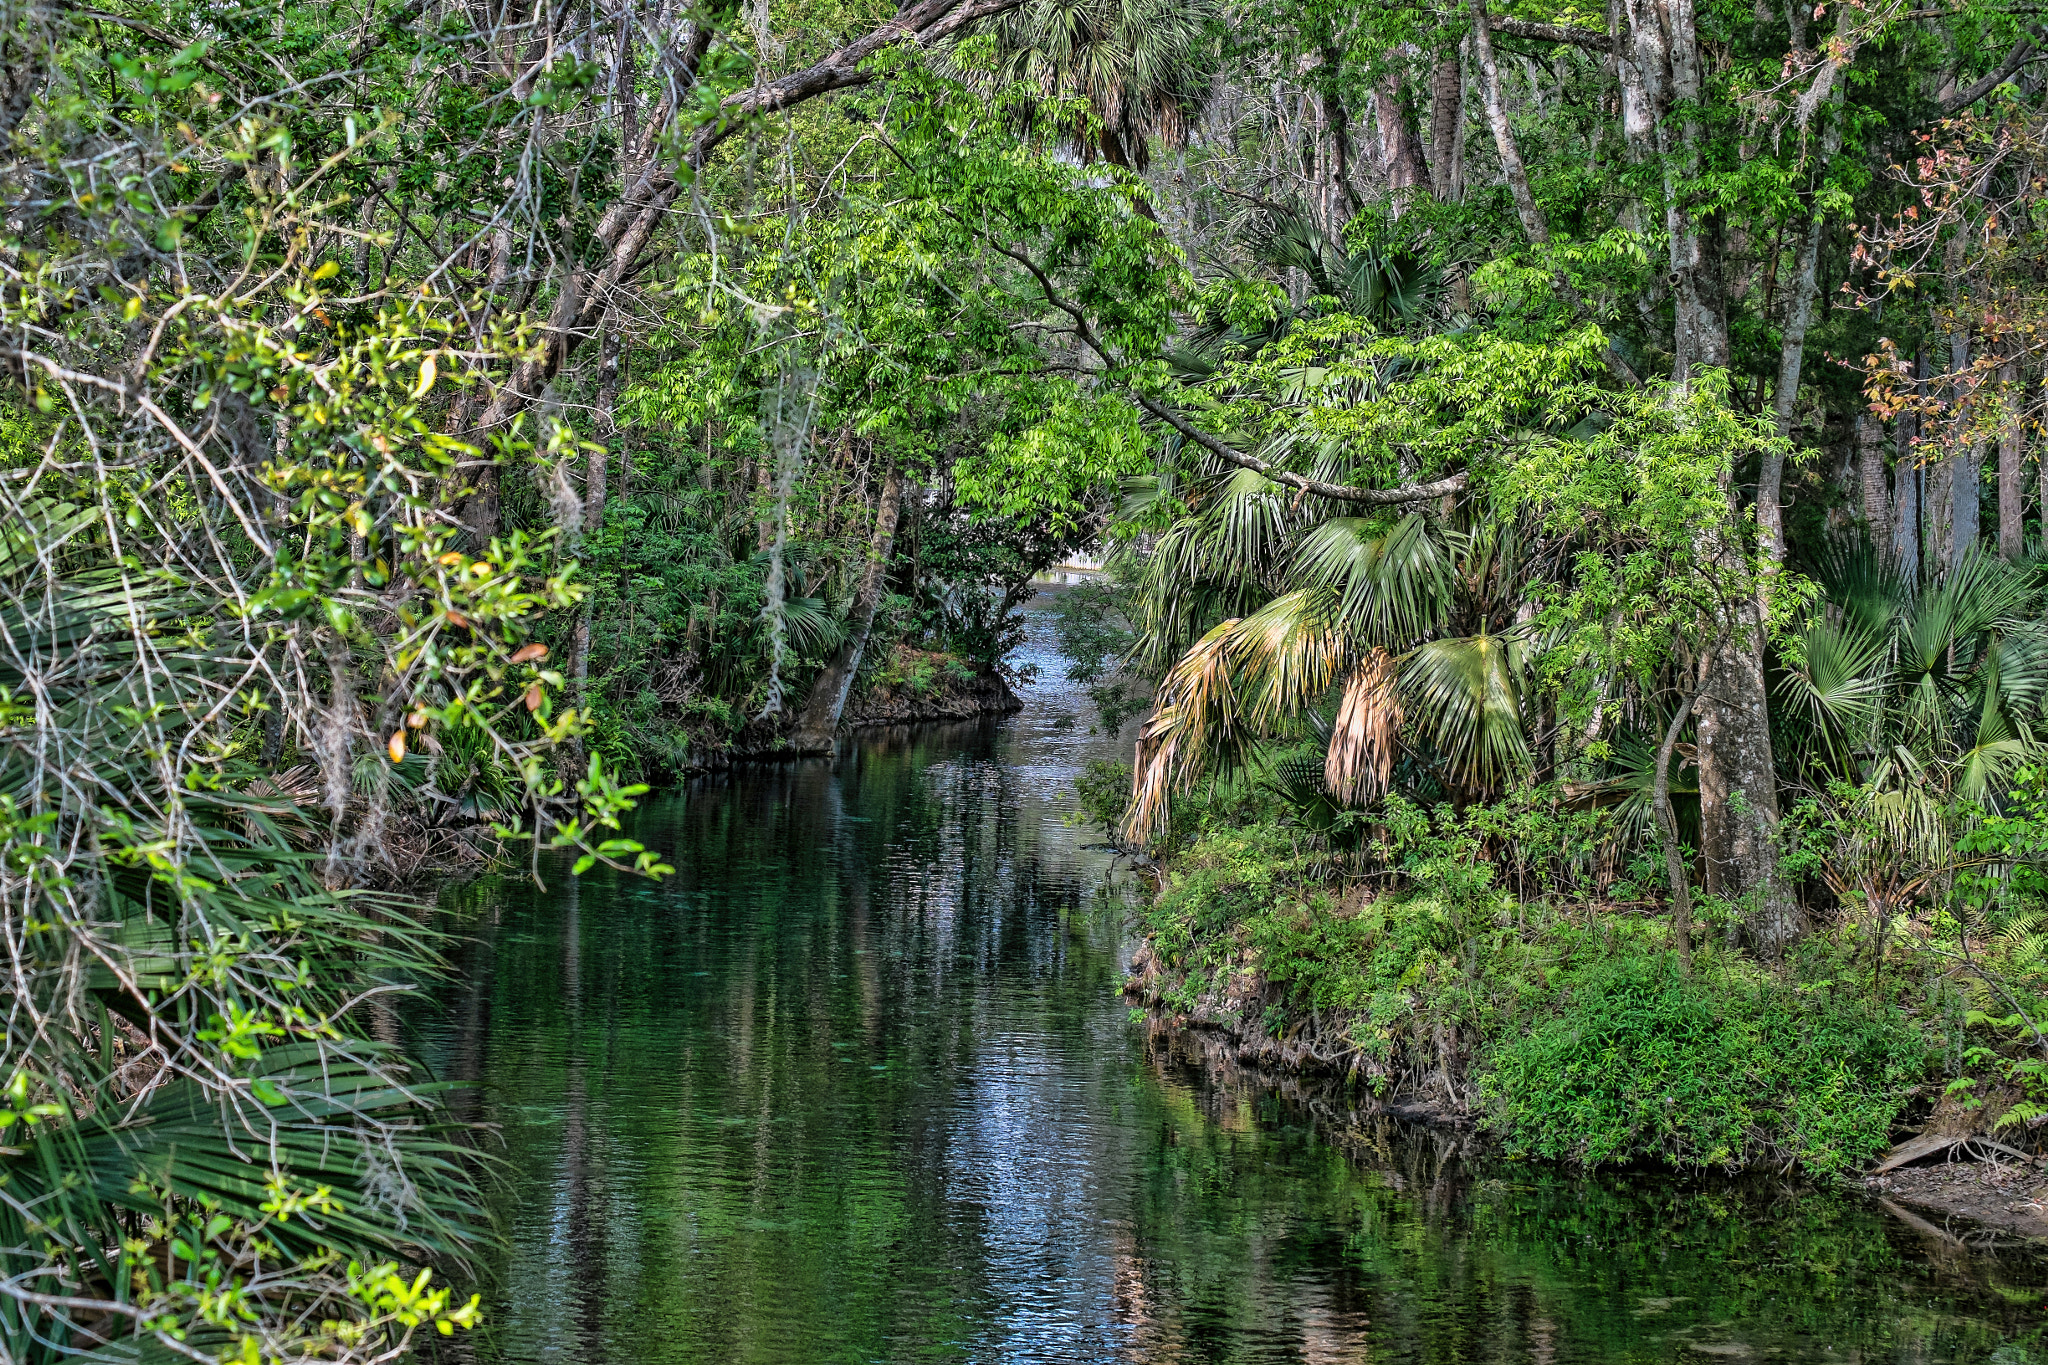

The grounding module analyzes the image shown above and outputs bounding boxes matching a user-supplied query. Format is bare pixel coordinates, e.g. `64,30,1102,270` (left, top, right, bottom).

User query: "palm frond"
1773,617,1888,777
1291,513,1454,648
1400,632,1530,794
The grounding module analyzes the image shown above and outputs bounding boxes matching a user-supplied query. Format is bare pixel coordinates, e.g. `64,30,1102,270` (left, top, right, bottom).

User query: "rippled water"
415,599,2048,1364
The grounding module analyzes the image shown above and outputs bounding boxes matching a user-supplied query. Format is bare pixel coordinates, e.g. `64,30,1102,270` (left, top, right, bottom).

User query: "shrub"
1480,952,1930,1173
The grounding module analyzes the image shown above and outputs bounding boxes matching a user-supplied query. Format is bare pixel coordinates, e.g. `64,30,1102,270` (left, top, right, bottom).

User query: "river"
415,598,2048,1364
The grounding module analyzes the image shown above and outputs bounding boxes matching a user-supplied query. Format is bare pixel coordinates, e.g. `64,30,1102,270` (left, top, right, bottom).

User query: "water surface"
417,603,2048,1364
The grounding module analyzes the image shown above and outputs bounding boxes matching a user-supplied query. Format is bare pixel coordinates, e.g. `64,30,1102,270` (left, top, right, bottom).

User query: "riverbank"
1118,815,2048,1237
666,646,1023,774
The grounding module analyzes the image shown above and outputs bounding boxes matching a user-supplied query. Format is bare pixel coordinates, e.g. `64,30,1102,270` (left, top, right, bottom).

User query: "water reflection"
413,603,2048,1364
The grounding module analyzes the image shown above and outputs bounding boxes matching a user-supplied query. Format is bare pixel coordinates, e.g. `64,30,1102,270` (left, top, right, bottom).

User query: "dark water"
417,600,2048,1364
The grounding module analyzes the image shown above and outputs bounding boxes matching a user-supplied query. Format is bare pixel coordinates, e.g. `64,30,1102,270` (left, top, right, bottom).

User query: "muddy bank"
1122,940,1468,1128
841,661,1022,727
1865,1145,2048,1244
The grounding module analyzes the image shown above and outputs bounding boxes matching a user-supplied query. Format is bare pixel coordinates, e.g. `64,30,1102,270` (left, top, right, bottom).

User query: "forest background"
4,0,2048,1355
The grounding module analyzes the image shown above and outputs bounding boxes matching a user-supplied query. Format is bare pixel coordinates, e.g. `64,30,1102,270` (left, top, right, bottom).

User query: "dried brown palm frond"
1126,591,1358,840
248,764,324,806
1325,649,1402,804
1126,623,1244,841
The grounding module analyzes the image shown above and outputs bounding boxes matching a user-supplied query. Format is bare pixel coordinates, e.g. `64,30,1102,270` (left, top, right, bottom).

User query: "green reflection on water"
412,673,2048,1365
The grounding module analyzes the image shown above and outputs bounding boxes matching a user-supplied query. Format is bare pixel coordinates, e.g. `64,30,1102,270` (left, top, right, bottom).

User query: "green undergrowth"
1142,819,1950,1176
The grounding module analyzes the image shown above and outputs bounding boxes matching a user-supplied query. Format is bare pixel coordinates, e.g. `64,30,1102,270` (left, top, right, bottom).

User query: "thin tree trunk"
792,465,905,754
1857,409,1889,535
1762,62,1845,573
568,317,621,771
1759,207,1822,572
2037,372,2048,555
1999,357,2023,560
1654,692,1698,977
1894,356,1921,585
1922,343,1953,579
1950,329,1980,571
1314,44,1358,233
1429,51,1464,201
1470,0,1637,385
1469,1,1554,252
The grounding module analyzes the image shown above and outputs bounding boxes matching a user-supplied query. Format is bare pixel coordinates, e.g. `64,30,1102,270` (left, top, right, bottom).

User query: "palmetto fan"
1777,540,2048,808
0,500,485,1363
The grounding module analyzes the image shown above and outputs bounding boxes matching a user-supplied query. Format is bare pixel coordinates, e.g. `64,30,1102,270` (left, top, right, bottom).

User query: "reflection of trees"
414,714,1139,1361
410,686,2043,1365
1114,1047,2044,1363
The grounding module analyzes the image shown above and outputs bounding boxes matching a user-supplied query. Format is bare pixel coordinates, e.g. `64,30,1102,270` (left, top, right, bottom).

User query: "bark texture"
1858,409,1889,535
1428,51,1464,201
1694,611,1800,951
1950,330,1980,572
1374,77,1432,213
1893,359,1921,586
1998,358,2024,560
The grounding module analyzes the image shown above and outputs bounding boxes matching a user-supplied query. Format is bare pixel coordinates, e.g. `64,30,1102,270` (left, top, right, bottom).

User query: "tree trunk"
1921,343,1953,578
792,465,905,754
1374,77,1430,214
1949,330,1980,571
2038,373,2048,556
1654,693,1698,976
568,318,621,770
1618,0,1728,378
1759,206,1823,571
1893,356,1921,585
1313,44,1358,234
1429,51,1464,201
1761,12,1850,570
1762,61,1846,575
1470,0,1636,384
1857,409,1889,534
1695,615,1799,952
1998,358,2023,560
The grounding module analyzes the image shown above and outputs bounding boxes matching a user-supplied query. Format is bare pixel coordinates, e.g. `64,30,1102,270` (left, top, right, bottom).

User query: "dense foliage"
7,0,2048,1347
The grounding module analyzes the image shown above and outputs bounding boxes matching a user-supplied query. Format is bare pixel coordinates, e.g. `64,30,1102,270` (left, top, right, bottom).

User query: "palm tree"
1777,541,2048,808
1175,205,1444,364
1125,492,1540,838
0,499,486,1363
948,0,1220,175
1116,208,1523,840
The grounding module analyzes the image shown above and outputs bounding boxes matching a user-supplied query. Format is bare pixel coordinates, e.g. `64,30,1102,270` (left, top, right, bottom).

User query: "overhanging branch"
1137,396,1470,505
1939,24,2048,114
975,236,1471,507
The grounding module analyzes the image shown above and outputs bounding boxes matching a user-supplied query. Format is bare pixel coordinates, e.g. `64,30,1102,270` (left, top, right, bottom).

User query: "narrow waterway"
417,599,2048,1364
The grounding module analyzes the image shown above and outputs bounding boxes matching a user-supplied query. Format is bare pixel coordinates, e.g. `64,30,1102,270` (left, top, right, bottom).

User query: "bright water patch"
412,598,2048,1364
